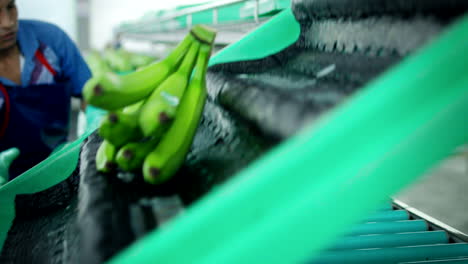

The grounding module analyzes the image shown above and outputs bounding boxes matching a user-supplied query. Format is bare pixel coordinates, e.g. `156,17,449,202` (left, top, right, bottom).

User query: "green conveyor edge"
108,9,468,264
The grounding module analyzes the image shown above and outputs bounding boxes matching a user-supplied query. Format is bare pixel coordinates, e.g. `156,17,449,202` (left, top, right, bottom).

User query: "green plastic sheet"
209,8,300,66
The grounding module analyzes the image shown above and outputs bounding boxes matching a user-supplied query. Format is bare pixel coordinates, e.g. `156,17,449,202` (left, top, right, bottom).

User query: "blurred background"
18,0,208,50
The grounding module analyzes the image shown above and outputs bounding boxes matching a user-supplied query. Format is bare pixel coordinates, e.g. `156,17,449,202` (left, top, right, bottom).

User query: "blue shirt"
0,19,91,97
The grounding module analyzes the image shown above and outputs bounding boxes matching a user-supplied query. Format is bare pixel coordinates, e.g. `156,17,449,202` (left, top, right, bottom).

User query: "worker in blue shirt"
0,0,92,181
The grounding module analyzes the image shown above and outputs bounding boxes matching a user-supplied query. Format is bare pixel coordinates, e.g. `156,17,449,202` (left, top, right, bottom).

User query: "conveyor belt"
311,204,468,263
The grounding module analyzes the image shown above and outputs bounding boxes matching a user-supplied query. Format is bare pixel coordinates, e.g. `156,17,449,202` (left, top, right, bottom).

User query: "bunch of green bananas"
118,49,157,69
103,48,134,73
85,50,111,77
83,25,216,185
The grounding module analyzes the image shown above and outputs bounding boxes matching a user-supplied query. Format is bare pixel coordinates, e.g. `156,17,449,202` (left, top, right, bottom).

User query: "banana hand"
139,41,201,137
143,44,212,184
98,100,145,147
115,136,160,172
91,25,217,180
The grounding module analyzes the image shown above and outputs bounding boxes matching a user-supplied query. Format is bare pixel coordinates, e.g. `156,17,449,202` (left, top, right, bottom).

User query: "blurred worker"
112,32,122,50
0,0,91,181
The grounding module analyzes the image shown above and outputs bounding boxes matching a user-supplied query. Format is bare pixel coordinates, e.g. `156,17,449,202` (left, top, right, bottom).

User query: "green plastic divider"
329,231,449,251
348,220,428,236
217,2,248,22
363,210,409,223
109,12,468,264
379,203,394,211
209,8,301,66
190,2,251,26
275,0,291,9
240,0,290,18
169,0,289,26
401,258,468,264
312,244,468,264
85,106,107,133
191,9,213,26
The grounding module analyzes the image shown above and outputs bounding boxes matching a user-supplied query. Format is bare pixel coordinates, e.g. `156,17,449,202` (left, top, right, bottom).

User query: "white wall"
17,0,77,41
89,0,207,49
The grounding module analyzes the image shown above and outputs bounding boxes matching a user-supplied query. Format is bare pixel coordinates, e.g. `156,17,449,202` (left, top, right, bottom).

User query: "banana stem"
190,25,217,45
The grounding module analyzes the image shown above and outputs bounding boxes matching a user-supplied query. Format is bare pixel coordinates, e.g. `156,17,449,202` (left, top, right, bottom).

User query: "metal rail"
393,199,468,243
118,0,260,33
121,17,270,46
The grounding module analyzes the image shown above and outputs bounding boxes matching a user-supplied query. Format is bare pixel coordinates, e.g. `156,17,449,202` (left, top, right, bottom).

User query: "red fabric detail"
0,84,11,138
34,49,57,76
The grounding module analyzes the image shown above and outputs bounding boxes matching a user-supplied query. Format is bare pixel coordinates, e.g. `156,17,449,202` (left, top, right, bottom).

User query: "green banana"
83,33,196,111
125,51,156,69
96,140,118,173
85,50,111,77
115,136,160,172
139,41,201,137
103,48,134,72
98,101,144,147
143,43,212,184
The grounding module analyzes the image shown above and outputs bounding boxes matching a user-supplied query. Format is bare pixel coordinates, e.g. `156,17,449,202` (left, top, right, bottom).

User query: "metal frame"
118,0,261,34
393,199,468,243
121,17,271,46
